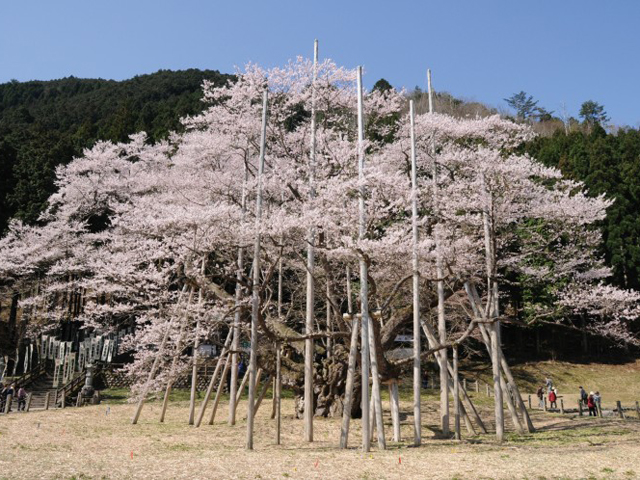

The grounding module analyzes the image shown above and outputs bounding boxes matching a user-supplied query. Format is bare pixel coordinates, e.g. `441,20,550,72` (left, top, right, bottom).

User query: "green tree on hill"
579,100,609,132
0,69,234,233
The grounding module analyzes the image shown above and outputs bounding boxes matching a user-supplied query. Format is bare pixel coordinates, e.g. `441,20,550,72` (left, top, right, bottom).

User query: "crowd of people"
536,378,602,416
0,382,27,412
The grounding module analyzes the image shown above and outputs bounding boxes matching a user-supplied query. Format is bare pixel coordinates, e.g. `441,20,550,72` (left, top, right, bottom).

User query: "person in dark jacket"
579,386,588,406
3,384,15,412
537,386,545,409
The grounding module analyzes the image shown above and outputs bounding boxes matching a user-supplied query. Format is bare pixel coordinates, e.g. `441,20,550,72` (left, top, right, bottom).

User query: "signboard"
197,344,217,358
395,334,414,342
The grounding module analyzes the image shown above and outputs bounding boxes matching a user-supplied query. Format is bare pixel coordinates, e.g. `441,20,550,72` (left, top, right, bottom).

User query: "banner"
52,358,61,388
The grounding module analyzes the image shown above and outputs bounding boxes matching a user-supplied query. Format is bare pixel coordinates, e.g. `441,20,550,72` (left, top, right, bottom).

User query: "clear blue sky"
2,0,639,126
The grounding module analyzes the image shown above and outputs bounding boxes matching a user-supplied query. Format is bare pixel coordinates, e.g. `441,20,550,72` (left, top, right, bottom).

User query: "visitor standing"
537,386,544,409
17,385,27,411
593,391,602,415
587,392,597,416
4,384,15,412
579,386,588,406
545,377,553,392
548,388,557,409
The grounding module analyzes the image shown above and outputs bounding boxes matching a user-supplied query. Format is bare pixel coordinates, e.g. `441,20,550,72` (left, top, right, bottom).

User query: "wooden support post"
578,400,583,416
409,99,421,447
246,88,268,451
132,285,189,425
455,393,476,435
159,301,191,424
340,313,360,449
475,380,479,393
446,380,479,435
430,324,487,434
253,369,263,398
253,375,272,416
462,378,467,392
486,384,490,397
4,394,12,414
53,390,57,407
635,401,640,420
195,330,233,427
500,373,524,434
617,401,625,419
368,311,386,450
207,355,232,425
369,391,375,444
560,399,564,414
76,393,82,407
45,392,50,410
389,380,401,442
543,396,547,412
26,393,32,412
270,376,277,420
235,367,251,408
61,390,66,409
528,395,532,409
597,401,602,417
356,65,372,453
275,345,282,445
303,38,319,445
453,346,461,441
189,272,206,425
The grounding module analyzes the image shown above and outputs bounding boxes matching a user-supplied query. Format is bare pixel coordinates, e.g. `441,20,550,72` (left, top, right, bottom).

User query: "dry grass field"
1,378,640,480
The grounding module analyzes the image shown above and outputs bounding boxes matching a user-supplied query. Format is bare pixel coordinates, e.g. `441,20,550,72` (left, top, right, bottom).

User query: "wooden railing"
8,362,47,387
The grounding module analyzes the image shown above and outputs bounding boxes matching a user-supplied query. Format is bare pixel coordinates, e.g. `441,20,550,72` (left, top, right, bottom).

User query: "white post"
189,259,206,425
390,381,401,442
275,344,282,445
304,38,319,444
409,99,421,446
230,166,248,426
246,89,268,451
275,247,283,441
356,66,371,453
340,313,360,448
369,312,386,449
346,266,353,315
428,69,449,436
326,281,332,357
453,345,461,440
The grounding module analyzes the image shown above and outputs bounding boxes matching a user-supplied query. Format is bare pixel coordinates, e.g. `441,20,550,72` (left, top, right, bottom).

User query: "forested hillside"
0,69,233,233
525,126,640,292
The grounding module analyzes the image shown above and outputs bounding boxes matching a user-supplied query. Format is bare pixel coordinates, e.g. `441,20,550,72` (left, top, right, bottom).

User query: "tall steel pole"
246,89,268,450
304,38,319,443
409,100,422,445
428,69,449,436
356,66,371,452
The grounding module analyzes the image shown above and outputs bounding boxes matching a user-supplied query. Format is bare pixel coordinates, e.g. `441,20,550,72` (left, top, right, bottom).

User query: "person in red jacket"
587,392,597,416
548,388,557,409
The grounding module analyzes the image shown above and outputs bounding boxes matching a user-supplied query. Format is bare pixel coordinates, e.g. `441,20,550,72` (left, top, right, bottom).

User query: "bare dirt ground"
1,389,640,480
